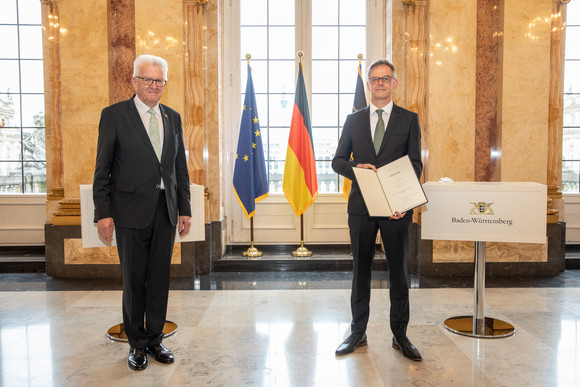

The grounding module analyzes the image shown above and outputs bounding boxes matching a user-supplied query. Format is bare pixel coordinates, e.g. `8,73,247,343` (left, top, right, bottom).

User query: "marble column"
183,0,206,187
107,0,135,104
404,0,430,184
41,1,64,224
474,0,503,182
547,0,567,223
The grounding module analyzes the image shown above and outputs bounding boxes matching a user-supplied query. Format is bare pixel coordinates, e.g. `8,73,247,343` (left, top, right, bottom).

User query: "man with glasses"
93,54,191,370
332,59,423,361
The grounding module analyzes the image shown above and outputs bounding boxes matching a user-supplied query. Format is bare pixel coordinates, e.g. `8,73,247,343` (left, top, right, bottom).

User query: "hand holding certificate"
352,155,427,217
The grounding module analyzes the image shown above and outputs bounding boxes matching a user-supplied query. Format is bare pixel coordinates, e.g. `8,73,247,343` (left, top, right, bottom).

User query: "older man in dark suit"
93,54,191,370
332,58,423,360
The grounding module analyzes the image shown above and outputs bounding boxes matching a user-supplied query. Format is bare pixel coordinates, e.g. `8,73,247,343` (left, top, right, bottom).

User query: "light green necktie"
147,108,161,160
374,108,385,153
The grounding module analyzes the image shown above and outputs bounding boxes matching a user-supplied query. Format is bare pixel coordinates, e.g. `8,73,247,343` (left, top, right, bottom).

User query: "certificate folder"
352,155,427,217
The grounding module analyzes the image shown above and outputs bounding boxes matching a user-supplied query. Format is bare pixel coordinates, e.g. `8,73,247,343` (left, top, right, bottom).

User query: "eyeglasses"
135,76,167,87
370,76,394,84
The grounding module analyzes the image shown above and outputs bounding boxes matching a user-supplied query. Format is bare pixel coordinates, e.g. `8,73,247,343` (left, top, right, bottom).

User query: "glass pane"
22,128,45,160
311,94,338,126
20,60,44,93
563,128,580,159
241,60,267,93
268,127,289,160
268,161,284,194
0,128,22,160
564,61,580,93
0,26,19,58
312,0,338,25
562,160,579,193
241,27,268,60
316,161,338,193
260,127,269,159
268,60,295,93
339,26,366,60
312,127,338,160
19,26,43,59
21,94,44,127
18,0,41,24
1,94,21,127
269,27,295,59
0,60,20,93
340,0,365,25
312,27,338,59
567,2,580,25
255,94,268,126
269,93,294,126
269,0,294,25
23,161,46,193
564,94,580,126
312,60,338,93
0,0,17,24
565,27,580,59
240,0,267,25
339,93,356,124
0,161,22,193
340,59,366,93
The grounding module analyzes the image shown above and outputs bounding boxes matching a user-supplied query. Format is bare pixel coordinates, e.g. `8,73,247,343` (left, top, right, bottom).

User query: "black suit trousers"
115,191,176,349
348,212,411,338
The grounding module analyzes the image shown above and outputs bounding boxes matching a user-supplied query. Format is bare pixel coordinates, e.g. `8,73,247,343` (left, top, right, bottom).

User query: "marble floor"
1,271,580,386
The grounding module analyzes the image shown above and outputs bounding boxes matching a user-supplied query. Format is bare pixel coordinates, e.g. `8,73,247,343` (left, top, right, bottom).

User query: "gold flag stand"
240,53,263,260
292,214,312,258
243,217,263,259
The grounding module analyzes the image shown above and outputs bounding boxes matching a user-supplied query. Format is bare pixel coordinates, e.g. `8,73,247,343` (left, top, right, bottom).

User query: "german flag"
283,62,318,216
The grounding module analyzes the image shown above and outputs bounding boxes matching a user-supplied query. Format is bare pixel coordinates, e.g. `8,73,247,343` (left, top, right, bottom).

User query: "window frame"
224,0,385,244
0,0,46,195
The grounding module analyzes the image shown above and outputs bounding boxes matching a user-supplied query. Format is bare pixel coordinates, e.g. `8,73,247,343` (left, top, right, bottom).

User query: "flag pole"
239,53,263,259
290,51,313,259
292,214,312,258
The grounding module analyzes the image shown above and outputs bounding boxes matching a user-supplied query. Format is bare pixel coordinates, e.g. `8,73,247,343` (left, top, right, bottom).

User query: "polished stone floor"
1,271,580,386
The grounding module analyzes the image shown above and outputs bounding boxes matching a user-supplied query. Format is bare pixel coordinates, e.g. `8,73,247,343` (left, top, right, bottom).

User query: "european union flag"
233,64,269,219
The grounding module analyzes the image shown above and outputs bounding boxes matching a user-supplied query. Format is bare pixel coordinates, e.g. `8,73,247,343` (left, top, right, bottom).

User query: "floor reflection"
1,324,52,386
0,272,579,386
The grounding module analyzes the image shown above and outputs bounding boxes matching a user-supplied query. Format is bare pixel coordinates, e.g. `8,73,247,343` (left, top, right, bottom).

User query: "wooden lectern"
422,182,547,338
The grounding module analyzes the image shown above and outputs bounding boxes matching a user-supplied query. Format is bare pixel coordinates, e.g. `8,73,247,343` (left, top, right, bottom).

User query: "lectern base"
106,321,178,342
444,316,515,338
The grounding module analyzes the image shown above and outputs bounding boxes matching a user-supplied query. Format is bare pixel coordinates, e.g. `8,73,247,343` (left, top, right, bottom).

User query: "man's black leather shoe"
335,333,368,356
392,336,422,361
146,343,175,364
128,348,147,370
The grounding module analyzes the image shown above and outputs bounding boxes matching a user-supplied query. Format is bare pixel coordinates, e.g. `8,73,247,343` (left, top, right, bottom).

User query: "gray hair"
133,54,169,80
366,59,397,81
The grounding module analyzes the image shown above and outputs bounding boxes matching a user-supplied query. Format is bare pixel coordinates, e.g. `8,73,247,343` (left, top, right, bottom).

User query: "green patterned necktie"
374,108,385,153
147,108,161,160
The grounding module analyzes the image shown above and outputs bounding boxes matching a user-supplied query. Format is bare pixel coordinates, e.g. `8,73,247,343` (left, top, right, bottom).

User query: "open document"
352,155,427,217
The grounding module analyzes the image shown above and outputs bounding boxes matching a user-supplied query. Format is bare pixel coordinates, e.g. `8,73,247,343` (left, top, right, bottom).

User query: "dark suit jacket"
332,104,422,215
93,97,191,229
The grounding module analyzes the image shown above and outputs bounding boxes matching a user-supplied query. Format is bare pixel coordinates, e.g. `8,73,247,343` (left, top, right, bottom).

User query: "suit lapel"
358,106,375,154
127,100,155,155
377,104,400,154
159,104,171,162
